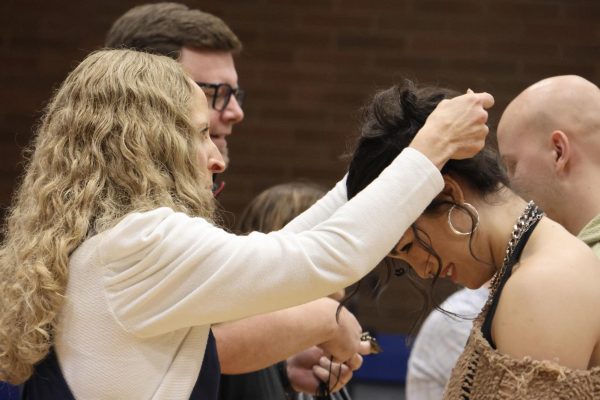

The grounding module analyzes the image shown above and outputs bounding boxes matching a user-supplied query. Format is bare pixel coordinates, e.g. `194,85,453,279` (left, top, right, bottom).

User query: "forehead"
498,104,530,153
497,103,519,139
179,47,238,84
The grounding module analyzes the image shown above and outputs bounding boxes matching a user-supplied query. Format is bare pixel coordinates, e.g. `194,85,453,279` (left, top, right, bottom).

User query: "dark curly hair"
345,80,507,330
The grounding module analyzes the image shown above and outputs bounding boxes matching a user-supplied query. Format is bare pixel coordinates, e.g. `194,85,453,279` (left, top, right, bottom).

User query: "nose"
401,249,434,280
208,142,226,173
222,95,244,124
411,259,432,280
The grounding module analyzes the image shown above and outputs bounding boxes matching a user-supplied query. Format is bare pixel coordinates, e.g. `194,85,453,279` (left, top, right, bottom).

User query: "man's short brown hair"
105,2,242,59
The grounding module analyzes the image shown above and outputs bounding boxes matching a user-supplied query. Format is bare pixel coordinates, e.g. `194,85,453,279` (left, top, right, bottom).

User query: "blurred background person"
405,286,488,400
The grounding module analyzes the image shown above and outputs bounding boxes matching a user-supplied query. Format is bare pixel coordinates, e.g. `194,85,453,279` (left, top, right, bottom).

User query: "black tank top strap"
481,217,542,349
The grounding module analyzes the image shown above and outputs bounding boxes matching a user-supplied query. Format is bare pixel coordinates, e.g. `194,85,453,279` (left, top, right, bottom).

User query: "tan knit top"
443,308,600,399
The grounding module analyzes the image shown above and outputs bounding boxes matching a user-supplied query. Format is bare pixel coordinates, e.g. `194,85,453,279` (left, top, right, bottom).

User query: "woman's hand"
410,90,495,169
318,305,371,363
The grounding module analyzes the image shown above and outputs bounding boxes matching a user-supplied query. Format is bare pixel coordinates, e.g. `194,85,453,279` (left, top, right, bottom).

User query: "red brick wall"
1,0,599,332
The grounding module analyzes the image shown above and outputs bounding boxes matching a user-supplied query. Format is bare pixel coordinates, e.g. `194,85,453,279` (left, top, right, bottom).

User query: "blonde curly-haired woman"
0,49,493,399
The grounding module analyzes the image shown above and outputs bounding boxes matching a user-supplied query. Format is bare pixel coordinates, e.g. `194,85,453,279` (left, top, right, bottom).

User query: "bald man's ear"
551,130,570,174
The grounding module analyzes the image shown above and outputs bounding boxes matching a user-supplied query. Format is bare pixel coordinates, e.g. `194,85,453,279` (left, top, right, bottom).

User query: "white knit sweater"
54,148,443,399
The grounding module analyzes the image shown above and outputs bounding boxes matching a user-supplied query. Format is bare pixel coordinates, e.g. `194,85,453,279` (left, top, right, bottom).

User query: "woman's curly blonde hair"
0,49,216,383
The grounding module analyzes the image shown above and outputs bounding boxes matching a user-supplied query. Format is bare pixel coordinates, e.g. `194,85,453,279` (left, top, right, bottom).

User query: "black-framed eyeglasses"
196,82,245,112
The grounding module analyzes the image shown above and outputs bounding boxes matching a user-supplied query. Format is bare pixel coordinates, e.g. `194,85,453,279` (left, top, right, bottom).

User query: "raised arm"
101,149,441,333
100,91,494,349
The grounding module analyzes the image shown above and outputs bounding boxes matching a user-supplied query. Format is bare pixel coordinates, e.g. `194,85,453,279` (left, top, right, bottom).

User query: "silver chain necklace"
487,201,545,303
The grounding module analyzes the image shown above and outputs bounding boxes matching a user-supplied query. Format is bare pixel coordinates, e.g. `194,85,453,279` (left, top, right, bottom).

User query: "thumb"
473,92,495,109
358,340,373,355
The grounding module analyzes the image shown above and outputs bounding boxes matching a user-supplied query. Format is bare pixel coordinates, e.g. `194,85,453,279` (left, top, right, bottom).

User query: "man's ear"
551,130,570,174
440,175,466,204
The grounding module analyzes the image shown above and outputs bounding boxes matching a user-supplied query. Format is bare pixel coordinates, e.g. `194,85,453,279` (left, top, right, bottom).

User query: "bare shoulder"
513,228,600,292
492,229,600,369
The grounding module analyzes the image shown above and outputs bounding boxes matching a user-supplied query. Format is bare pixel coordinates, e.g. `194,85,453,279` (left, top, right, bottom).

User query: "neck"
554,181,600,235
476,189,529,272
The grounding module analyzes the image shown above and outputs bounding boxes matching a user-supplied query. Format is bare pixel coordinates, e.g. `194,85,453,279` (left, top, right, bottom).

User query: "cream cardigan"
54,148,442,399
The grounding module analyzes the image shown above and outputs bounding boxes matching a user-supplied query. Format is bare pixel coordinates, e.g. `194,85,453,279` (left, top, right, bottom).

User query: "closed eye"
399,242,412,253
199,126,209,139
390,242,411,258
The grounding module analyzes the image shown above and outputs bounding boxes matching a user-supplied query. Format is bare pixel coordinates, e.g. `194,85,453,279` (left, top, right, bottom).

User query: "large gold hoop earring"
447,203,480,236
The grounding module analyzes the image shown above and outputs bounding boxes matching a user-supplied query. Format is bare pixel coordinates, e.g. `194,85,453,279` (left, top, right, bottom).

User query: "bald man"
498,75,600,254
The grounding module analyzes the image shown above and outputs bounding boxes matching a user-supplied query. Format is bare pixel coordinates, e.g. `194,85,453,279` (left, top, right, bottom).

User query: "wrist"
409,141,453,170
317,298,342,343
409,131,452,170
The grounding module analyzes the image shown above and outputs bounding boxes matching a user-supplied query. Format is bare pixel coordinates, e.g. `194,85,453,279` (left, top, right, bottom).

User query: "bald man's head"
497,75,600,228
501,76,600,143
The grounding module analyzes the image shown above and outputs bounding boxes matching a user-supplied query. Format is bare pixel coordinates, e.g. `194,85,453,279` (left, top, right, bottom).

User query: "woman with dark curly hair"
347,80,600,399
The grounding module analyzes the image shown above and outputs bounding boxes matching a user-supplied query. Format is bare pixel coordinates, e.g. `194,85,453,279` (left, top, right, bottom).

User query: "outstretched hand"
410,89,495,168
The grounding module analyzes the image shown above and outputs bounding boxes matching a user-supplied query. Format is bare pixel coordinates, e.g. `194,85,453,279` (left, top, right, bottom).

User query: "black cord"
314,355,345,400
314,355,333,399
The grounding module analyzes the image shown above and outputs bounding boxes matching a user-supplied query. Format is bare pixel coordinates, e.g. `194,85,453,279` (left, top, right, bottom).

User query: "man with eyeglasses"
106,3,245,169
105,3,367,400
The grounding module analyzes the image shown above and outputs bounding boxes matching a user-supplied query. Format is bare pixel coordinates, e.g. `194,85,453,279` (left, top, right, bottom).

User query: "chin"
463,281,482,290
455,274,482,289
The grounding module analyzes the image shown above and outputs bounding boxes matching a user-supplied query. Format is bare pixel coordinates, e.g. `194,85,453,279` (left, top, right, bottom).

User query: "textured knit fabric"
578,213,600,258
444,217,600,399
443,313,600,399
406,287,488,400
53,148,443,400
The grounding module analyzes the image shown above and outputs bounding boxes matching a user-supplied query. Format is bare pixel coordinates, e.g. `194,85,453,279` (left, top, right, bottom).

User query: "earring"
447,202,480,236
